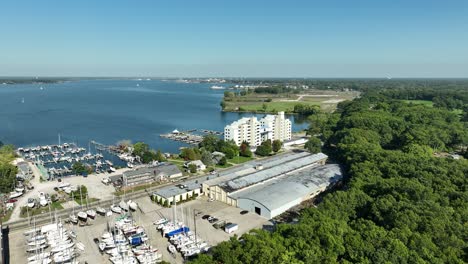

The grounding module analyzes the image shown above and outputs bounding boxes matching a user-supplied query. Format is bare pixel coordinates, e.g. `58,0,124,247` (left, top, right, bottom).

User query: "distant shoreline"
0,78,67,85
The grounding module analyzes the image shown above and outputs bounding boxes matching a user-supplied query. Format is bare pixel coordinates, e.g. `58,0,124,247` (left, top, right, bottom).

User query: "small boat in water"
109,166,117,172
127,162,134,168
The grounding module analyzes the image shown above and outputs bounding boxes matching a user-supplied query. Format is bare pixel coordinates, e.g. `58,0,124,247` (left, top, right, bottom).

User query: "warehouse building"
152,151,340,219
122,163,182,186
202,152,328,207
152,178,203,204
153,151,310,205
229,164,342,218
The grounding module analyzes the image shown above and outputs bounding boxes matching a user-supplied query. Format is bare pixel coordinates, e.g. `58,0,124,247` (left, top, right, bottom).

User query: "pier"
159,129,223,145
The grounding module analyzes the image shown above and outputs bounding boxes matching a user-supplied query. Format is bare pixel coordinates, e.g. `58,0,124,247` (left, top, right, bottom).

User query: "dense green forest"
191,87,468,263
0,144,18,193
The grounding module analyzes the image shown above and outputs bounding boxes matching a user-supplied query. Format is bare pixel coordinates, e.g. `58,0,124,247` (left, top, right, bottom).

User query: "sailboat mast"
79,186,83,209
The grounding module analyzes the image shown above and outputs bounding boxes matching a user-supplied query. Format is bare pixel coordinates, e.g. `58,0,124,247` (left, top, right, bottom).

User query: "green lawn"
75,197,99,205
402,100,434,107
238,101,320,113
1,210,13,222
20,201,64,218
215,163,233,169
228,156,254,164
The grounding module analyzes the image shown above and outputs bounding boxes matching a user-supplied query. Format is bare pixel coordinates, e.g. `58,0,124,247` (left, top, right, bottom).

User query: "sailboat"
86,195,96,219
77,186,87,222
127,200,138,211
69,194,78,224
96,206,107,216
111,196,122,214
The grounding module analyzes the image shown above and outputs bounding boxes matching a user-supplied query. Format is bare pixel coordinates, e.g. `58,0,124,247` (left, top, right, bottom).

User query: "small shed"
224,223,238,234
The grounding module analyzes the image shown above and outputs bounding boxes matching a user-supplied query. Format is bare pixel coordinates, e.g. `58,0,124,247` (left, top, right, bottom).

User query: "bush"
188,164,197,173
218,157,227,166
255,140,272,156
272,140,282,153
305,137,321,154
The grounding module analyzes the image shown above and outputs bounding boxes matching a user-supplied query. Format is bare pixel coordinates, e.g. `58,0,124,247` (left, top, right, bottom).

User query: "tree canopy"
0,145,18,193
191,86,468,264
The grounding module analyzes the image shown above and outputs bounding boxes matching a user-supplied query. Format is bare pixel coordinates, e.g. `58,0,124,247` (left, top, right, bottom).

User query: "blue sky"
1,0,467,77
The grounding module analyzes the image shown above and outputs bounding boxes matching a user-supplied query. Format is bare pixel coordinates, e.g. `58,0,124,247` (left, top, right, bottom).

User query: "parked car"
202,215,210,220
8,199,17,203
240,210,249,215
209,217,219,224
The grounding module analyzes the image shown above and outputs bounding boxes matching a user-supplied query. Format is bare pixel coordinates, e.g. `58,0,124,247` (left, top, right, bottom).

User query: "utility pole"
193,209,198,245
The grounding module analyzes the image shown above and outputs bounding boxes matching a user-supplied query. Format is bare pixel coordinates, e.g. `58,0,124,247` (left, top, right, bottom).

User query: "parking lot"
9,195,272,263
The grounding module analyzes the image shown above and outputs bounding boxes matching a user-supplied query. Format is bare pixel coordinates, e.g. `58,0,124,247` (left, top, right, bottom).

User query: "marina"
17,140,138,180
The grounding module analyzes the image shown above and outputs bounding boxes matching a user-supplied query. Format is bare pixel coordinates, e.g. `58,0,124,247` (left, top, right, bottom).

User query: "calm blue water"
0,79,308,152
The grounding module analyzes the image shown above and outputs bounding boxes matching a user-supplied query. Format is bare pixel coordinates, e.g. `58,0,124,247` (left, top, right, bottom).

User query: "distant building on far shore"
224,112,292,146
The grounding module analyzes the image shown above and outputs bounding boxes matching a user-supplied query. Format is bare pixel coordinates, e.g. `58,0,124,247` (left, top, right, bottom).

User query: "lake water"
0,79,309,152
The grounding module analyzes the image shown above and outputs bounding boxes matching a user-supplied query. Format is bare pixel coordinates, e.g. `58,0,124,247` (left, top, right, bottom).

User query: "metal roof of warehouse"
229,164,343,211
219,152,328,192
123,163,181,178
204,151,312,187
154,178,203,198
153,151,325,199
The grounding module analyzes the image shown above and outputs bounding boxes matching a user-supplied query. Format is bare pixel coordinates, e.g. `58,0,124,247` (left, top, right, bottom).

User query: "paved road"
7,163,130,223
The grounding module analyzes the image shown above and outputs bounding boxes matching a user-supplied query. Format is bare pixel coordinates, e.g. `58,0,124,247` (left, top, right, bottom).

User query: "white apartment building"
224,112,292,146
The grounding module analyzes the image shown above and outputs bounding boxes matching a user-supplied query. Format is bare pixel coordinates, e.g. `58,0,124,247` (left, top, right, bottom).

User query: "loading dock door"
255,206,261,215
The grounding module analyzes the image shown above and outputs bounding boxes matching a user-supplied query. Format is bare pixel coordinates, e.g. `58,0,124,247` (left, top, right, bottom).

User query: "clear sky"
1,0,467,77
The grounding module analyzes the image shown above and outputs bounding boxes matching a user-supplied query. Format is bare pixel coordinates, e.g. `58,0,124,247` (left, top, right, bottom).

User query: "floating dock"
160,129,223,145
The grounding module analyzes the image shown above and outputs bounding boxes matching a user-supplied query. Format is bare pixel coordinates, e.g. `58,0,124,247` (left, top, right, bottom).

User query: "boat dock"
160,129,223,145
160,130,204,145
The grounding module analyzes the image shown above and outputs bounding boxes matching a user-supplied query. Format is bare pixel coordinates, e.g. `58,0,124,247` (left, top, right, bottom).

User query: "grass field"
402,100,434,107
1,210,12,222
238,101,321,113
228,156,254,164
20,201,64,218
215,163,233,169
223,91,359,113
75,197,99,205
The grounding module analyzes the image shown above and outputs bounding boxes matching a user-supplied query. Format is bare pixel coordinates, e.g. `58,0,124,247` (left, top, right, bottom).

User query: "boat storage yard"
8,150,342,263
9,195,271,263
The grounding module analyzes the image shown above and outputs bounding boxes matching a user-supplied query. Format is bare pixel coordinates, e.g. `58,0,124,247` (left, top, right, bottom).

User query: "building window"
255,207,261,215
